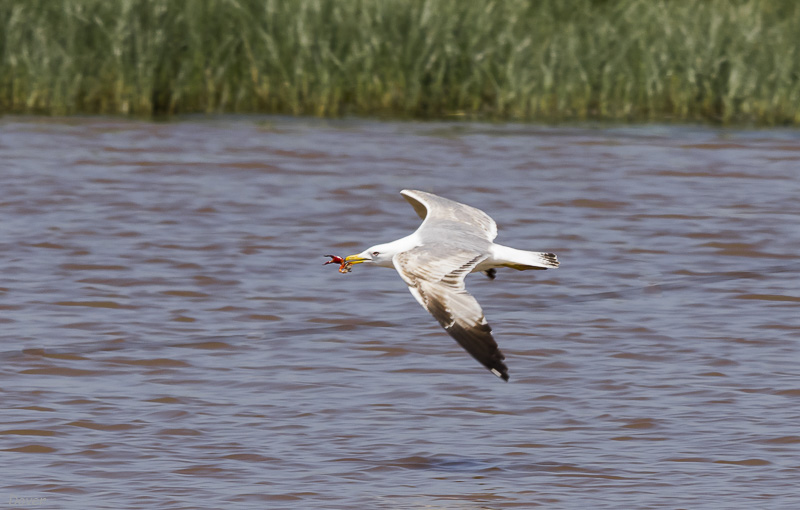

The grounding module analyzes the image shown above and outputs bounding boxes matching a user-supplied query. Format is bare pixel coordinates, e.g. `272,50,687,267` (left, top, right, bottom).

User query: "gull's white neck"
373,233,420,268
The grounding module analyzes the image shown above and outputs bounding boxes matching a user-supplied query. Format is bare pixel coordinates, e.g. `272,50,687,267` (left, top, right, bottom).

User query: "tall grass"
1,0,799,124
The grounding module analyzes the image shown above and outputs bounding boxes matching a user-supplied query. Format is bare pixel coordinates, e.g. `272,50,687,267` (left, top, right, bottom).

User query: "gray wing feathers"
394,247,510,381
401,189,498,241
416,281,509,381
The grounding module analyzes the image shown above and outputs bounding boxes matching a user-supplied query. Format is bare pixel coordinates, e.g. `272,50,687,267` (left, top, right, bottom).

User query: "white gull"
344,189,559,381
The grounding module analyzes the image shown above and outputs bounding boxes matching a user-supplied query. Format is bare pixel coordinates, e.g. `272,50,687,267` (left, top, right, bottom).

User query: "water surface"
1,117,799,509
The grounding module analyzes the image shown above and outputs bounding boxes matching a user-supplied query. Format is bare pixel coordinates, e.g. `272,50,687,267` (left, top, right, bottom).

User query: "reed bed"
1,0,799,124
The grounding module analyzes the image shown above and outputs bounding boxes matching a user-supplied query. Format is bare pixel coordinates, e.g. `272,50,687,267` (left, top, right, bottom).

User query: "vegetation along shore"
1,0,799,124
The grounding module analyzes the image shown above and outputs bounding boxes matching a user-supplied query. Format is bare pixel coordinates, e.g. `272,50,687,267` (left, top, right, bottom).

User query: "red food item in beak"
323,254,344,265
324,254,352,273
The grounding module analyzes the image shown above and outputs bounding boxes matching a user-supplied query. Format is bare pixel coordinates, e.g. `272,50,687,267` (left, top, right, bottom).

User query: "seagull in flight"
343,189,559,381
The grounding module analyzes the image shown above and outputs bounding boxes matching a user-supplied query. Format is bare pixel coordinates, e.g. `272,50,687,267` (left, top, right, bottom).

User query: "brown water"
1,116,799,509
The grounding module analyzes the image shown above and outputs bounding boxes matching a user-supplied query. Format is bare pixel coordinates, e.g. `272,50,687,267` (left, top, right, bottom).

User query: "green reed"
1,0,799,124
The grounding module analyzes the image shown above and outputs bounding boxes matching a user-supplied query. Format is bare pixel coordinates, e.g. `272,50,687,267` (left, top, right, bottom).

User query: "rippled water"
1,116,799,509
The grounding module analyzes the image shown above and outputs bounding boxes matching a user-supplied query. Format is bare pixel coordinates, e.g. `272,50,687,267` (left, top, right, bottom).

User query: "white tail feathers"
490,244,560,271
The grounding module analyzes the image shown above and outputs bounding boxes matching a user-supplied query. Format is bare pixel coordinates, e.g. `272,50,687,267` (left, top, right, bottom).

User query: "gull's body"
345,190,559,381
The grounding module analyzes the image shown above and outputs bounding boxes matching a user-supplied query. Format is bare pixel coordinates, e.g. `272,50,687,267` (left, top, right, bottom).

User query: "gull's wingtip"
400,190,429,221
491,368,510,382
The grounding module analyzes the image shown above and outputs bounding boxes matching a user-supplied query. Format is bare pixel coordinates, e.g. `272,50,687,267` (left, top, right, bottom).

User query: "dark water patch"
53,301,136,309
699,242,795,259
758,436,800,445
66,421,138,432
60,264,130,271
0,429,58,437
103,357,191,368
713,459,772,466
160,290,211,298
19,367,116,377
4,445,57,454
173,341,238,350
651,170,790,180
735,294,800,302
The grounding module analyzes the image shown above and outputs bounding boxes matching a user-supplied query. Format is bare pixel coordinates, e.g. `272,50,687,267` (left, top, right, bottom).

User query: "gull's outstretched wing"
401,189,498,242
394,246,509,381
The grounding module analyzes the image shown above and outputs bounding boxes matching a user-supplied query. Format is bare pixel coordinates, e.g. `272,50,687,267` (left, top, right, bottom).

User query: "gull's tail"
491,244,560,271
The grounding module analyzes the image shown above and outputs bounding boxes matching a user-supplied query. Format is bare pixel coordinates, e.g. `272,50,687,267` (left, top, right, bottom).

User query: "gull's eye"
372,251,380,257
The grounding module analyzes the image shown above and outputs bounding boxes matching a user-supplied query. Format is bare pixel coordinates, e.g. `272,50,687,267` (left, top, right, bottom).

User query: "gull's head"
345,240,405,269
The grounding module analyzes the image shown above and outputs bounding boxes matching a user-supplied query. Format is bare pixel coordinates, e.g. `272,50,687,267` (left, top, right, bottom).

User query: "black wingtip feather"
490,363,510,382
495,369,510,382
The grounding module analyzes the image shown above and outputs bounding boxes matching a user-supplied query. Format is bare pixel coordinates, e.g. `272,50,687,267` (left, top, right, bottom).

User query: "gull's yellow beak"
344,253,369,265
